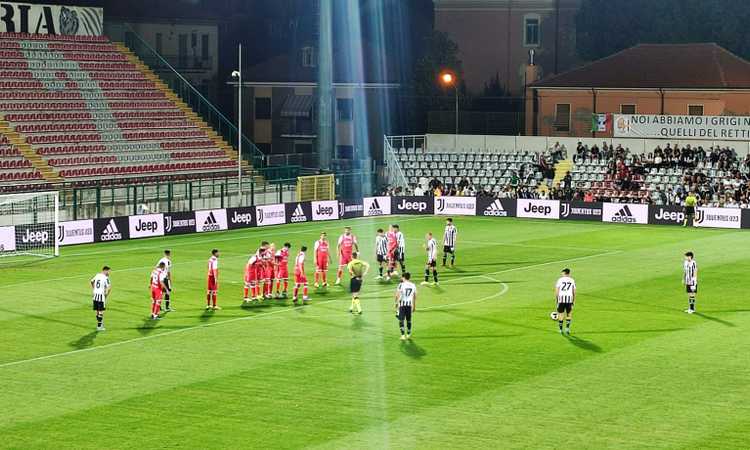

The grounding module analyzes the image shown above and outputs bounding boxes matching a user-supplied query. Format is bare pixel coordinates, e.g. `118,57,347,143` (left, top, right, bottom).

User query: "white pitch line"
0,249,617,369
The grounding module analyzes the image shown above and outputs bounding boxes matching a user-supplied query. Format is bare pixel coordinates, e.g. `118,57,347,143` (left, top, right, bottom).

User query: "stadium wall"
3,197,745,252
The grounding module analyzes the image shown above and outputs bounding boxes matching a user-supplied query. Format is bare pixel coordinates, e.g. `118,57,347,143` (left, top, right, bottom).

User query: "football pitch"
1,215,749,449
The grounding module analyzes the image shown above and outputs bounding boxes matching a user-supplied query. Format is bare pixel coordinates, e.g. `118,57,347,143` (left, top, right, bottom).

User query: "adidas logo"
290,204,308,223
483,199,508,217
611,205,637,223
201,212,221,231
368,198,384,215
100,219,122,241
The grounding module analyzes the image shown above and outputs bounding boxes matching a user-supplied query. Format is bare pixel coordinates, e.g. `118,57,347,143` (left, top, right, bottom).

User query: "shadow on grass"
69,331,98,349
199,308,215,322
350,314,367,331
137,317,159,335
565,335,603,353
693,312,735,327
400,339,426,359
0,306,90,330
585,328,685,335
418,333,523,340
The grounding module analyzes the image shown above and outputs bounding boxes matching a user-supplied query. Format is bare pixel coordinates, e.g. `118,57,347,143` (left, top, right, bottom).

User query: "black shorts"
427,259,436,268
350,277,363,294
686,284,698,294
556,302,573,314
444,245,454,254
684,206,695,215
163,277,172,292
377,254,386,263
395,250,405,262
397,305,412,321
92,300,106,311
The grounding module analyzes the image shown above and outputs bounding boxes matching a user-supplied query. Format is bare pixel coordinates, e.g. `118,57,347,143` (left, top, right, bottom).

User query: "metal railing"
383,135,409,190
386,135,426,152
120,24,266,170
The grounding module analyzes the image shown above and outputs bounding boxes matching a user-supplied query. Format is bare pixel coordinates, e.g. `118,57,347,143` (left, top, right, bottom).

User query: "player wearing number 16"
90,266,111,332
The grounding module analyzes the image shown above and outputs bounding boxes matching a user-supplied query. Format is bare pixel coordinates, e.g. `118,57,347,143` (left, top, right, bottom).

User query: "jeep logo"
22,229,49,244
397,199,428,212
231,211,253,224
654,209,684,222
523,204,552,215
135,219,158,232
315,205,335,216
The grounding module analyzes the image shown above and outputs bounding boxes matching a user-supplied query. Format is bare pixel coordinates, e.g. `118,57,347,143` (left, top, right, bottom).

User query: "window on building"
155,33,163,54
302,46,316,67
524,16,540,47
337,145,354,159
554,104,571,132
688,105,704,116
255,97,272,120
337,98,353,121
620,104,636,114
201,34,209,60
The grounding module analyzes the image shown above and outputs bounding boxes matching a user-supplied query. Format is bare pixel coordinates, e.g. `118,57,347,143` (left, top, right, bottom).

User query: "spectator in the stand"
583,191,595,202
652,186,666,205
414,185,425,196
458,177,470,192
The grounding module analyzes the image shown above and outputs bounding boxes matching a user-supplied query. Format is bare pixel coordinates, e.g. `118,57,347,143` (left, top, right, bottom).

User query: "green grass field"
2,215,749,449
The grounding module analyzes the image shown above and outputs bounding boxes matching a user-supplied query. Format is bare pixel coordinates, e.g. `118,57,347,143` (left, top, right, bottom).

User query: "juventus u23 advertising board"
8,197,750,255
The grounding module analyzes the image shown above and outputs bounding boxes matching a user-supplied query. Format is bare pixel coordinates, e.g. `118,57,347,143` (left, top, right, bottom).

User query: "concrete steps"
0,121,62,183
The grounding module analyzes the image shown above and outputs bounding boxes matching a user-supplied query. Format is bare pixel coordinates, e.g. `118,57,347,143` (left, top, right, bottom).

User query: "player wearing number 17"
395,272,417,341
554,268,576,335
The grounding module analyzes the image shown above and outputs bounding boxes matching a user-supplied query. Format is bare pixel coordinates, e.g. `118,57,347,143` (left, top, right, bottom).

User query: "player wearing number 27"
554,268,576,335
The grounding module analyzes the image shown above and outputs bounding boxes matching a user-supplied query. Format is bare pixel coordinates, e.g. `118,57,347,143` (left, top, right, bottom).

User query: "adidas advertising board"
363,196,391,217
256,203,286,227
58,219,94,246
476,197,516,217
560,202,603,221
434,196,477,216
338,199,364,219
0,225,15,252
392,196,434,215
602,203,648,224
226,207,255,229
516,199,560,220
311,200,339,221
128,213,165,239
163,212,196,235
648,205,685,226
94,216,128,242
694,207,741,229
285,202,312,224
194,209,228,233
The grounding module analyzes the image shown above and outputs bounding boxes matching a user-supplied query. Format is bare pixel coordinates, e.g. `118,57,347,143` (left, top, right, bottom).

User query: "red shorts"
245,267,259,284
151,288,163,301
316,256,328,271
276,267,289,279
207,276,218,291
295,271,307,284
339,252,353,266
264,266,274,280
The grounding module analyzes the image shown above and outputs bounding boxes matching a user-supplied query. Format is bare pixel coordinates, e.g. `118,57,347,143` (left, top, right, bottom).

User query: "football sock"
303,285,309,297
566,319,571,330
350,298,356,311
244,287,249,298
293,286,299,298
355,299,361,313
442,255,447,265
379,266,383,276
96,314,102,327
399,320,405,335
283,280,288,292
165,299,170,309
406,319,412,334
558,320,564,331
323,272,328,283
336,268,342,279
206,293,211,306
424,269,430,282
433,270,439,283
451,255,455,265
212,293,217,307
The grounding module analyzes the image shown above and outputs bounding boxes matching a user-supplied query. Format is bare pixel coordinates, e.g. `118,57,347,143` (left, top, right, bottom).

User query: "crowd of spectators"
385,142,750,208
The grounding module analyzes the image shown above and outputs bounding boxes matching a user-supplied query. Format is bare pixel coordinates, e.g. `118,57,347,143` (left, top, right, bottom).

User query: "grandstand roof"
531,43,750,89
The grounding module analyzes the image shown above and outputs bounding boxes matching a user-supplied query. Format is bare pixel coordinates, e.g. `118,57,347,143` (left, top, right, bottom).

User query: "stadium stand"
0,32,251,189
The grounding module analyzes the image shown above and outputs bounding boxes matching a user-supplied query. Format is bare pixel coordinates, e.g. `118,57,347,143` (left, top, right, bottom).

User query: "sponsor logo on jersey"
100,219,122,241
483,199,508,217
612,205,637,223
201,212,221,232
290,204,308,223
21,229,49,244
396,199,428,212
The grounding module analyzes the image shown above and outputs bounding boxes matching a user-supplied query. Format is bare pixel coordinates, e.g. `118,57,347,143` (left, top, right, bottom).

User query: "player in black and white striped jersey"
157,249,173,311
421,232,439,286
442,218,457,267
393,224,407,274
90,266,112,332
683,251,698,314
375,229,388,280
554,268,576,335
394,272,417,341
